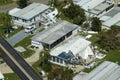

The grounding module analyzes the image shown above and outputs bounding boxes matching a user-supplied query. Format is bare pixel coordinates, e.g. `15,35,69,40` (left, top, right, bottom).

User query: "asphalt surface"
7,30,29,46
0,48,29,80
0,35,42,80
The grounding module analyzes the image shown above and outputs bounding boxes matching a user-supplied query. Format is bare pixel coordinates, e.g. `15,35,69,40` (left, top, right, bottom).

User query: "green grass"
88,34,120,65
7,28,22,38
0,0,13,6
105,49,120,65
4,73,19,80
39,28,45,32
14,35,35,58
78,32,88,37
88,34,99,44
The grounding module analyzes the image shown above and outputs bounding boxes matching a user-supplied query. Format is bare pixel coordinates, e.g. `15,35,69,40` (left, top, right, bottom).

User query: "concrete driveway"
7,30,29,46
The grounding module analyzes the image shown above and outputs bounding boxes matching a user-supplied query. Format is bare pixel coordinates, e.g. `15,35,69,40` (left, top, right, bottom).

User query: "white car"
24,26,36,33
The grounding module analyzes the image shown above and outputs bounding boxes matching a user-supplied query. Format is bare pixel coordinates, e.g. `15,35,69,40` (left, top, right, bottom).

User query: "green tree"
62,3,86,25
97,25,120,50
17,0,29,8
48,68,73,80
39,49,52,72
0,13,12,35
91,17,102,32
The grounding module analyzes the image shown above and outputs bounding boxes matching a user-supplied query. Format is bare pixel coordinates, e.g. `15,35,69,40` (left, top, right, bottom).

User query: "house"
49,36,94,66
0,72,4,80
9,3,52,32
100,7,120,27
73,61,120,80
73,0,114,17
31,20,78,49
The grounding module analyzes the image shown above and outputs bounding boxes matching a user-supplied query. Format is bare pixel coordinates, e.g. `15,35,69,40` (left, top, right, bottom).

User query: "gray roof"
90,2,112,15
31,20,78,45
77,61,120,80
101,7,120,27
104,7,120,17
12,3,50,20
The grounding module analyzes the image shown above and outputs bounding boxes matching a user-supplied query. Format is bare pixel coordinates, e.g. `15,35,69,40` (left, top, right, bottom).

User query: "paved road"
7,30,29,46
0,35,43,80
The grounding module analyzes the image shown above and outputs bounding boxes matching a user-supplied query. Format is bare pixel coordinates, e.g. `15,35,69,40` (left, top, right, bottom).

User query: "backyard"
83,32,120,72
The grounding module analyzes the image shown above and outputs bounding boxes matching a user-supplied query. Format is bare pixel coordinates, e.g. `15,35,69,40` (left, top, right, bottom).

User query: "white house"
73,0,114,17
49,36,94,66
0,72,4,80
9,3,52,32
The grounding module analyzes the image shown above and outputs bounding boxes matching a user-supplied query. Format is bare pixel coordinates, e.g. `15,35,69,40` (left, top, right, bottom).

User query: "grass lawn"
0,0,13,6
14,35,35,58
39,28,45,32
7,28,22,38
88,34,99,45
105,49,120,65
4,73,19,80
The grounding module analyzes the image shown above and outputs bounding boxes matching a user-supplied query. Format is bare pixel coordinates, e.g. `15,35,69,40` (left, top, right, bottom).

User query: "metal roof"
73,0,105,10
103,12,120,27
85,61,120,80
76,61,120,80
50,36,94,59
100,7,120,27
31,20,78,45
73,0,113,15
12,3,50,20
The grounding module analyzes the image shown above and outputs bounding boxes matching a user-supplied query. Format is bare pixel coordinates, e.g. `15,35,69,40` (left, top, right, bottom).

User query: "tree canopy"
0,13,12,35
62,3,86,25
97,25,120,51
39,49,52,72
48,67,73,80
17,0,29,8
91,17,102,32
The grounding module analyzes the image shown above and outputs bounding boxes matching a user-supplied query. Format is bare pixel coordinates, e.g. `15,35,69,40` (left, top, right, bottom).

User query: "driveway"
7,30,29,46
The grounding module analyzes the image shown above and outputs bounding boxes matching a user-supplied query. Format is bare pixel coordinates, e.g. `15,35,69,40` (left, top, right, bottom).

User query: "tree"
39,49,52,72
62,3,86,25
17,0,29,8
91,17,102,32
97,25,120,51
0,13,12,35
48,68,73,80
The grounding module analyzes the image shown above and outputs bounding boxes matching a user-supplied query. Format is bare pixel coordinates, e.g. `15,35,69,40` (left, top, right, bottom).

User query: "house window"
60,59,63,64
57,58,59,63
53,56,55,62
